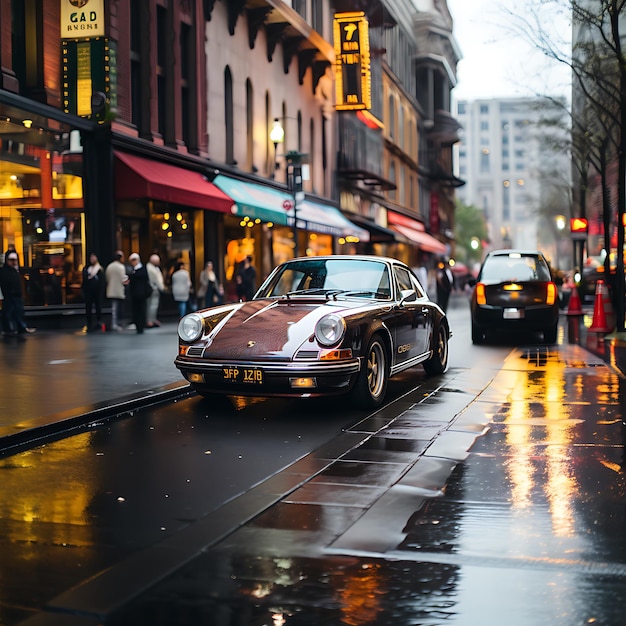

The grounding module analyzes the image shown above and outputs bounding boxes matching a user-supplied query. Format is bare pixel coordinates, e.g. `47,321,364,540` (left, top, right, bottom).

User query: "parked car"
175,255,450,408
470,249,559,344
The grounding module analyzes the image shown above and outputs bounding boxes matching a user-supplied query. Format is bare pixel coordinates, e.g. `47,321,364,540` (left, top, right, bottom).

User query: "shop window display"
0,111,86,307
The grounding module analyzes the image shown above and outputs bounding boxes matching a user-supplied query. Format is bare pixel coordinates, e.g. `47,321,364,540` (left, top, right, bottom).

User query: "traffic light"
570,217,588,240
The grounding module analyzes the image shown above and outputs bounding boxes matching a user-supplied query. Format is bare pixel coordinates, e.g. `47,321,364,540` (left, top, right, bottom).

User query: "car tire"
543,324,558,344
352,335,388,409
471,323,485,344
423,324,449,375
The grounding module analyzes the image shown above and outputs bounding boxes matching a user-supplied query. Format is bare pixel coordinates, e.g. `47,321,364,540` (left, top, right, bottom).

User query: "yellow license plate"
222,366,263,384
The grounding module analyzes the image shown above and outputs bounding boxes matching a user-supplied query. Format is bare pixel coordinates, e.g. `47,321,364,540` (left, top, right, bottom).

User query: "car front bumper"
174,355,362,397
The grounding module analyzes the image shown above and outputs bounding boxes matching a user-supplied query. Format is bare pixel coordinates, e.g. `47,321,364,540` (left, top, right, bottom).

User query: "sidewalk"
0,321,189,453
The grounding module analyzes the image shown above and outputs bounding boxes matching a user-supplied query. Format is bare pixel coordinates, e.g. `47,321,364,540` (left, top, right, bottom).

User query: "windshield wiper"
336,290,387,300
281,288,346,300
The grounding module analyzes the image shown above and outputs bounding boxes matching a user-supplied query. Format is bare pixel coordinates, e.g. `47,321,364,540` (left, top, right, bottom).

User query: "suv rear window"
480,253,551,283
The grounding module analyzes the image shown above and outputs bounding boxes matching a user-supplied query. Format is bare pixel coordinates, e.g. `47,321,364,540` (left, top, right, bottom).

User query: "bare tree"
503,0,626,331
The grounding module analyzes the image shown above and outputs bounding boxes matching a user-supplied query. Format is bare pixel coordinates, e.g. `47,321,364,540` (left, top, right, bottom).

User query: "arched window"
246,79,253,171
265,91,271,176
297,111,303,151
224,67,234,164
309,117,315,193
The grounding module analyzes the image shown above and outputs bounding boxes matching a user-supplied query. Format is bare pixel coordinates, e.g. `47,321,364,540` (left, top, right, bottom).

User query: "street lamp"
285,150,307,258
269,118,284,178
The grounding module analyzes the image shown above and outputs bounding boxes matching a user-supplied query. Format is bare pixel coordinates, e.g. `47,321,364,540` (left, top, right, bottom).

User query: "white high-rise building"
455,97,570,254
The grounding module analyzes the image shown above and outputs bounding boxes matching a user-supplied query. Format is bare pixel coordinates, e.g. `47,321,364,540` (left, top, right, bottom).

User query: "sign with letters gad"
60,0,105,39
333,12,372,111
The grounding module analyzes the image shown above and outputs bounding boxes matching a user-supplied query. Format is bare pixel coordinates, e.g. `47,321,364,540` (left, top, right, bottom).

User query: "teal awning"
296,200,370,241
212,175,290,226
212,175,369,241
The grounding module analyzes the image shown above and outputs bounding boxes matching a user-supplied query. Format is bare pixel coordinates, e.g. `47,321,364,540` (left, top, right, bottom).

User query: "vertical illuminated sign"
60,0,111,119
76,42,92,116
333,12,372,111
63,38,112,119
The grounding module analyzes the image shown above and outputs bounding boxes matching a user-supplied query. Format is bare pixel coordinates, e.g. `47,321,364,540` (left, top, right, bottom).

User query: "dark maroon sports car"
175,255,450,408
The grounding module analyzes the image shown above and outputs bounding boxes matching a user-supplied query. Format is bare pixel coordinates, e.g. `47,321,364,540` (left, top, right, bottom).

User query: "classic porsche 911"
174,255,450,408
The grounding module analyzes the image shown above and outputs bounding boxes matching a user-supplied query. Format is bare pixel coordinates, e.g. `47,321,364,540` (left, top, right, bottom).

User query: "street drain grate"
520,346,562,366
520,347,604,369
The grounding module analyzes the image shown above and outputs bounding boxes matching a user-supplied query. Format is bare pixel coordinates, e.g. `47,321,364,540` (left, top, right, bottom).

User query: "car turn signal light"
546,282,557,305
320,348,353,361
476,283,486,305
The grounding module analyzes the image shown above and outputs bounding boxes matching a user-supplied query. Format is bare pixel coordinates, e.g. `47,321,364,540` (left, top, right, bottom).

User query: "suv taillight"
546,282,557,305
476,283,486,305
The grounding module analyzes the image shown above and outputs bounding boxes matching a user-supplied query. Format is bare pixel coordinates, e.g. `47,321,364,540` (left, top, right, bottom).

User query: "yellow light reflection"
0,433,94,546
338,562,383,625
505,357,578,537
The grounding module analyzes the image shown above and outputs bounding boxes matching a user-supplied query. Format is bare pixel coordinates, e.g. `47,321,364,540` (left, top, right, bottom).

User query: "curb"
0,381,192,457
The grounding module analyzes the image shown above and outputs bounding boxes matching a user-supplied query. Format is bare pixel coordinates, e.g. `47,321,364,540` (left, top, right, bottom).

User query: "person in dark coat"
436,259,454,312
0,250,35,337
127,253,151,334
236,255,257,301
81,252,105,332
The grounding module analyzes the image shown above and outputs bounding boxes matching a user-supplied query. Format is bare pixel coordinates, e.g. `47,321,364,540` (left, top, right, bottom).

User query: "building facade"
455,97,570,264
0,0,461,322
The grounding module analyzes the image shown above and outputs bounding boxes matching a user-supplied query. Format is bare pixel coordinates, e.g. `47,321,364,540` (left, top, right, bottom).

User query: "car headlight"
315,314,346,347
178,313,204,343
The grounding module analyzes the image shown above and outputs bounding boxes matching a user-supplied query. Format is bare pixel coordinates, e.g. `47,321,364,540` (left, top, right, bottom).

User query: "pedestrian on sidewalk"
105,250,128,331
436,259,453,312
146,253,165,327
171,261,192,317
127,253,152,334
235,255,256,301
197,260,221,309
81,252,105,332
0,249,35,338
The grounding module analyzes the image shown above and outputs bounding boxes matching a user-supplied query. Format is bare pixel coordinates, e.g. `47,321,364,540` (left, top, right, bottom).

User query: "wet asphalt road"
1,299,625,625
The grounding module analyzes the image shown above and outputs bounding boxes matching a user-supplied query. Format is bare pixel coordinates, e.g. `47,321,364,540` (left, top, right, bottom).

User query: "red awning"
389,224,447,254
114,151,234,213
386,211,447,254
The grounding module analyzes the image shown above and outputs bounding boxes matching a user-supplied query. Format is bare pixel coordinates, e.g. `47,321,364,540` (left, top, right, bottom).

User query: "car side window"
409,273,426,298
394,266,416,301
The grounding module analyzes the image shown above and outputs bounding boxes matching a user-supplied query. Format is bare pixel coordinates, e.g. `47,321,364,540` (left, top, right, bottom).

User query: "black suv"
470,250,559,344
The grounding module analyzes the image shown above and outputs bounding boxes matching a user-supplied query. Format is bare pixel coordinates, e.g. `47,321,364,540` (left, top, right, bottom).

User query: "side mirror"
400,289,417,304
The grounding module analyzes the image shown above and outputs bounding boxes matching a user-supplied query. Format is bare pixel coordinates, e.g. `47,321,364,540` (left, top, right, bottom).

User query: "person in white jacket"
105,250,128,331
146,254,165,327
171,261,192,317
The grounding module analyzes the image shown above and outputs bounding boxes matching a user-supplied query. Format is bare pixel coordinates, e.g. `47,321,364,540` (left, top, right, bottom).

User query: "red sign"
570,217,588,240
282,200,293,210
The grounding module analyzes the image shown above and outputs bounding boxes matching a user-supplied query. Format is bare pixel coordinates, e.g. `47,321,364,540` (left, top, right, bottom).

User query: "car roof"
485,249,544,257
289,254,405,265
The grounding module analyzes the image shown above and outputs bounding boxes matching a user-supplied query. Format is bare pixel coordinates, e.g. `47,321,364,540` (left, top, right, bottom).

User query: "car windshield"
259,259,392,299
480,254,552,283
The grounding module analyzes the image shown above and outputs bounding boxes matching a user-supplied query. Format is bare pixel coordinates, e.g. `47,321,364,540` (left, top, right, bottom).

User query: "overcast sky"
447,0,572,102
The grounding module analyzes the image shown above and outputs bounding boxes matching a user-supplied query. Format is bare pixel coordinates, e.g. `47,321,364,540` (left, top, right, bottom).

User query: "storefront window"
224,216,258,303
305,232,332,256
150,207,193,286
0,107,86,306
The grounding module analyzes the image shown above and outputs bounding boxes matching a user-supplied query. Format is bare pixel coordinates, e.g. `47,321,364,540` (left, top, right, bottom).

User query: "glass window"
480,254,551,283
260,258,391,299
0,107,86,306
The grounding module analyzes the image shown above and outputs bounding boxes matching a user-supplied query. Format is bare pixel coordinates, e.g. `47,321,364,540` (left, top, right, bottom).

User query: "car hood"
202,297,372,360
